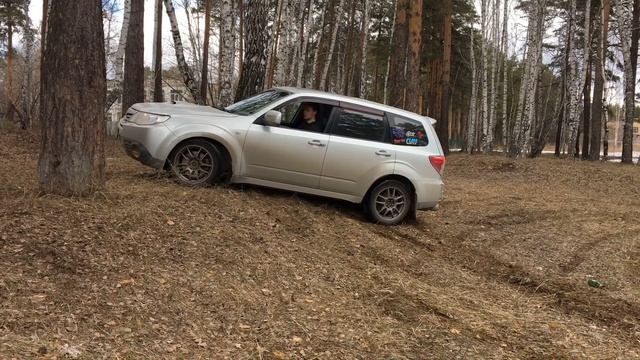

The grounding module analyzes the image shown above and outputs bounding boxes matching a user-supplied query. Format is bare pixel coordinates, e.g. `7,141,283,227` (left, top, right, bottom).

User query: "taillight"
429,155,446,176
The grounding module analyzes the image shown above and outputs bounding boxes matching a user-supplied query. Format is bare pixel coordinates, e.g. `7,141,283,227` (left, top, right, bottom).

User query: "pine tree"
38,0,107,195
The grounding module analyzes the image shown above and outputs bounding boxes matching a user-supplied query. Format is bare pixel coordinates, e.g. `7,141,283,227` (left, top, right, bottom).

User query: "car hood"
131,102,238,119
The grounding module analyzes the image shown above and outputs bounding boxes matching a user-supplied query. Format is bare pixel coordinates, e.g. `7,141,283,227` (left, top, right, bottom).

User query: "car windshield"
225,90,290,115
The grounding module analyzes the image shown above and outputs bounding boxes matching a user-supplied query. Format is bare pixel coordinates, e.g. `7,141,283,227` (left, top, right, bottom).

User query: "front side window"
389,115,429,146
226,90,290,115
331,109,387,142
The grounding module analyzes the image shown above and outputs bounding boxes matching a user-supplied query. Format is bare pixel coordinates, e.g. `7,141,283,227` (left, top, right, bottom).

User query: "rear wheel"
169,139,225,186
367,180,412,225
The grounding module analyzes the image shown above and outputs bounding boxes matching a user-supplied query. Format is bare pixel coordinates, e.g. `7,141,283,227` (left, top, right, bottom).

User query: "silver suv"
119,87,445,225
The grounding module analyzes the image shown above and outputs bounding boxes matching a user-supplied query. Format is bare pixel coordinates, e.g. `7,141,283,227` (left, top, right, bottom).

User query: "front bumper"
119,121,175,170
122,139,165,169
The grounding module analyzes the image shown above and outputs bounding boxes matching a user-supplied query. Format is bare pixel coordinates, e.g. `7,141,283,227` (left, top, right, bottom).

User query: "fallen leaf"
273,350,287,359
166,220,175,226
450,328,460,335
292,336,303,344
261,288,272,296
239,324,251,332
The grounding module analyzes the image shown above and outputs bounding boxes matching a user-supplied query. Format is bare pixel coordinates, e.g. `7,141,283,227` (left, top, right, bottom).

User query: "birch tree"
566,0,592,155
614,0,635,164
199,0,213,104
105,0,130,112
404,0,422,113
296,0,314,88
235,0,269,102
218,0,234,106
164,0,202,104
501,0,509,147
319,0,345,90
357,0,370,98
467,28,478,153
480,0,490,152
590,0,610,160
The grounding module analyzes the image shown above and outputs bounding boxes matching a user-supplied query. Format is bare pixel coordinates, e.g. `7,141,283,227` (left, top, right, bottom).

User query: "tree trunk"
199,0,213,104
439,0,453,154
219,0,235,106
164,0,202,104
341,0,358,96
356,0,370,98
122,0,145,117
590,0,610,160
153,0,164,102
404,0,422,113
480,0,489,152
265,0,284,89
467,28,477,154
566,0,591,153
297,0,313,88
105,0,130,112
311,1,328,89
387,0,409,108
501,0,509,148
318,0,344,91
38,0,106,196
235,0,269,102
581,56,592,159
615,0,635,163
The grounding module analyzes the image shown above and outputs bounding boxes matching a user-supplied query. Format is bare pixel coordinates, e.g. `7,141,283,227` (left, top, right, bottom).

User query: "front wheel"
366,180,412,225
169,139,224,186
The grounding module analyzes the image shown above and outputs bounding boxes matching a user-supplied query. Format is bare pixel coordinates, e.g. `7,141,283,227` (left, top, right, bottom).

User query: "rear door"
320,106,396,197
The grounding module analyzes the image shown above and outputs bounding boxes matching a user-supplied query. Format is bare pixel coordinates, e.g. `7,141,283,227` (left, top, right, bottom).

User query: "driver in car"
297,103,324,133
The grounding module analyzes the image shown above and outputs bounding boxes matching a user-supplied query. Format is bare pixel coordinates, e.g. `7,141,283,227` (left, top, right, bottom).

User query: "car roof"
274,87,437,125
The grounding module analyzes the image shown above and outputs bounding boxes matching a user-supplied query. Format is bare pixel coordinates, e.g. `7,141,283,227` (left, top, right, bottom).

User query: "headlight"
129,112,170,125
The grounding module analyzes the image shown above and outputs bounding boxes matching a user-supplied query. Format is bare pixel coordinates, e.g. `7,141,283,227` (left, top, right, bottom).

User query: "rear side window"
389,115,429,146
331,109,387,142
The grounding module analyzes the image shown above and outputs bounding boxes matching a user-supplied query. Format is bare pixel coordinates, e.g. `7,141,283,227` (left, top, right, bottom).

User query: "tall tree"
199,0,212,104
318,0,344,90
467,28,477,153
439,0,453,154
0,0,27,125
38,0,106,195
356,0,370,98
152,0,163,102
164,0,202,104
235,0,268,102
387,0,409,108
105,0,130,111
615,0,635,163
121,0,144,117
404,0,422,113
296,0,313,88
218,0,234,106
590,0,610,160
265,0,284,89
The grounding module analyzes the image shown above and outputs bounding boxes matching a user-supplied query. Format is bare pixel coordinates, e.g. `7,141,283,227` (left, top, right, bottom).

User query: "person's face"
303,106,317,121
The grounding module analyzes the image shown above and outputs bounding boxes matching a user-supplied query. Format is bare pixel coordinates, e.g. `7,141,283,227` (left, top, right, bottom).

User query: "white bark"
613,0,635,163
105,0,131,112
319,0,345,90
359,0,370,98
218,0,234,106
297,0,314,88
164,0,202,104
480,0,490,152
566,0,592,153
488,0,501,151
501,0,509,147
468,28,477,153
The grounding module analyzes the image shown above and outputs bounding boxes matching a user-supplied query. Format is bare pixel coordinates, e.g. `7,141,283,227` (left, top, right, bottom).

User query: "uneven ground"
1,130,639,359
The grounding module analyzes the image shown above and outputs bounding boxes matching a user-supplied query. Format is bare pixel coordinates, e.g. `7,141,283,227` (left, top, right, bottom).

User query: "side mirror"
264,110,282,127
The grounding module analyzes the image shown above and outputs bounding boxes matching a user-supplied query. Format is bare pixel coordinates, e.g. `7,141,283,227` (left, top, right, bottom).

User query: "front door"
242,102,330,189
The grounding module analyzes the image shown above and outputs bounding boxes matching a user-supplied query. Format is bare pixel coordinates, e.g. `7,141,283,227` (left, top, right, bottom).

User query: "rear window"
388,115,428,146
331,109,387,142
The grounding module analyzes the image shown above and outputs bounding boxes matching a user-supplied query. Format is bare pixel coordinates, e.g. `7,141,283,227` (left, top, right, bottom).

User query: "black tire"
366,180,413,225
169,139,226,186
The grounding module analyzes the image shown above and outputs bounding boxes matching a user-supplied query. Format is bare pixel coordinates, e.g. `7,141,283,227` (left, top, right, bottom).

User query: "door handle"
375,150,391,157
308,140,326,147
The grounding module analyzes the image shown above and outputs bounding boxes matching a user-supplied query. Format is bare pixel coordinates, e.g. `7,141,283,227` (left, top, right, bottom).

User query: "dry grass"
1,130,639,359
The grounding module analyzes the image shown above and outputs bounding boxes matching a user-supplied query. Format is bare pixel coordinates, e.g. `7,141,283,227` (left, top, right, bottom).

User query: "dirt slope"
1,131,639,359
